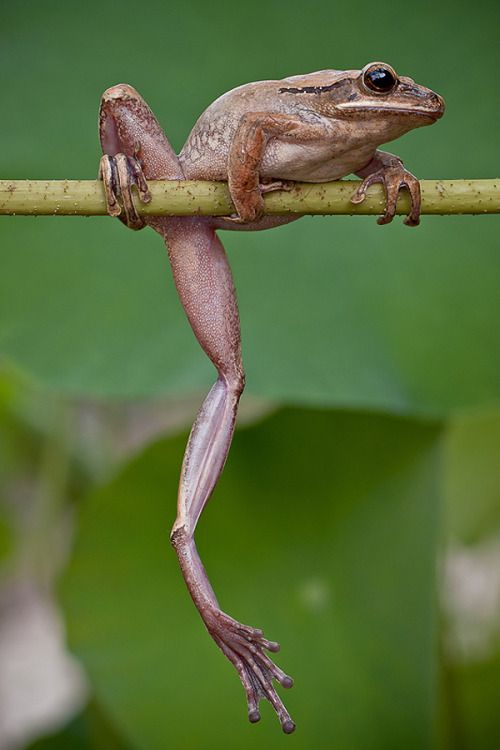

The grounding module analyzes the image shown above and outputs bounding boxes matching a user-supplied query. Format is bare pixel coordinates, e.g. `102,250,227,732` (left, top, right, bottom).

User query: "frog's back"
179,70,348,179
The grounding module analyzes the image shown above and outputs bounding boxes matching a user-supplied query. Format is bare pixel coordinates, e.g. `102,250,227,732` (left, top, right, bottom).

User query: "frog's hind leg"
151,216,296,734
98,85,295,732
98,83,184,227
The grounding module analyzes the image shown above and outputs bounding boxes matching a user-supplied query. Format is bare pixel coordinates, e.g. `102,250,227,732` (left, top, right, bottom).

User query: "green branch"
0,179,499,216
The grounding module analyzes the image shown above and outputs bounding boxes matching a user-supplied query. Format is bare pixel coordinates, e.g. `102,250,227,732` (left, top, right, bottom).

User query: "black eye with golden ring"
363,65,397,94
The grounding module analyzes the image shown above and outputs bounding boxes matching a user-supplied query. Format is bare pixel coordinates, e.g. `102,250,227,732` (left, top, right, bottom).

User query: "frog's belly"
260,140,375,182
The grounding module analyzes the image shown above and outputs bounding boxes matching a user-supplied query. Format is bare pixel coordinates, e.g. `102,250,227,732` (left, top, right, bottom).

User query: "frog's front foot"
99,153,151,230
203,605,295,733
351,162,421,227
224,184,266,224
225,180,294,224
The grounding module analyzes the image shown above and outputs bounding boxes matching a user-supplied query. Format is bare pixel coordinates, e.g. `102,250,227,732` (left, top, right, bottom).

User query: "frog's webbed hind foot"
204,607,295,733
99,152,151,230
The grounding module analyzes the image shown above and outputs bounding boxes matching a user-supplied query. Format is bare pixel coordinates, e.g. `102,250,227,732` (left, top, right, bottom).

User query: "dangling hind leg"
154,216,295,733
98,84,294,731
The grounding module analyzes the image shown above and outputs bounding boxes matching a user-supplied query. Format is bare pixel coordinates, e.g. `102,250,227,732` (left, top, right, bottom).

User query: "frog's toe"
350,172,381,205
352,166,421,226
205,608,295,733
99,153,151,230
382,167,421,226
259,179,295,195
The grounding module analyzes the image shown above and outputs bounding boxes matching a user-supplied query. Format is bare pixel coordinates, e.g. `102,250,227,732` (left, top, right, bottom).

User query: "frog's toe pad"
205,608,295,733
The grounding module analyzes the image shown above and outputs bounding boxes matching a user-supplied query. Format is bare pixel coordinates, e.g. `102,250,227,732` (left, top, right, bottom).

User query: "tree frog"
98,62,444,733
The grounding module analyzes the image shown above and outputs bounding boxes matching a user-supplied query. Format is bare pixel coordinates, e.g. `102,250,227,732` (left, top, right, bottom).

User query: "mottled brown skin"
98,62,444,733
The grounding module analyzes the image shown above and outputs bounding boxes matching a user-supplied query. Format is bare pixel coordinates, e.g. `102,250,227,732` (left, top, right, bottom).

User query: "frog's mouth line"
337,104,444,119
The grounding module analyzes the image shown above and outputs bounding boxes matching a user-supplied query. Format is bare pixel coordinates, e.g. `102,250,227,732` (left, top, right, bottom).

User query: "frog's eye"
363,65,397,94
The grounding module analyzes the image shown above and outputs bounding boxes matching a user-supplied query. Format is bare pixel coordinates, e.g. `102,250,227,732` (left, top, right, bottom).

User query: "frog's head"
332,62,445,139
280,62,444,142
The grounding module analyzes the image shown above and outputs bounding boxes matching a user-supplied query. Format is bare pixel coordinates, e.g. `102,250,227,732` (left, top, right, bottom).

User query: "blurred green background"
0,0,499,748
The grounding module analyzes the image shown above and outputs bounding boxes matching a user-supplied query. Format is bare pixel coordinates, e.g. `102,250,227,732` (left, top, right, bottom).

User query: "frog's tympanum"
98,63,444,733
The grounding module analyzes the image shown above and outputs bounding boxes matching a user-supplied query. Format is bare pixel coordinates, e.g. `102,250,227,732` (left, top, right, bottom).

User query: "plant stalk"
0,179,499,217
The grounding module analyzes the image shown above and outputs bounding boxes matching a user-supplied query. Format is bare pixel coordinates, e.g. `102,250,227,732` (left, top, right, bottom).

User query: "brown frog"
98,62,444,733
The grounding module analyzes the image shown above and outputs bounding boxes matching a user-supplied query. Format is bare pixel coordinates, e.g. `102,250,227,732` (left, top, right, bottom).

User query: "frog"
98,61,444,733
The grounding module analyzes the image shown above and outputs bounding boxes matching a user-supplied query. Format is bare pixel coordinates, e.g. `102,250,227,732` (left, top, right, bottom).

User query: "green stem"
0,179,499,216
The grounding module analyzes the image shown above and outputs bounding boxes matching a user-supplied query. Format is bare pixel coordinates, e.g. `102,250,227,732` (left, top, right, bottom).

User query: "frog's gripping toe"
99,153,151,230
351,164,421,226
206,610,295,733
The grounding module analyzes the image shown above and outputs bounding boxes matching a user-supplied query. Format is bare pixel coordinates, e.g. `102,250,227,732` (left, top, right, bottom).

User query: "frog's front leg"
351,150,421,226
98,85,295,733
228,113,328,222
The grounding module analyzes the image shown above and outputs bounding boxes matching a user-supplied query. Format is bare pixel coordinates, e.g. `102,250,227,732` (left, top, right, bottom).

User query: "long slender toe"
206,609,294,732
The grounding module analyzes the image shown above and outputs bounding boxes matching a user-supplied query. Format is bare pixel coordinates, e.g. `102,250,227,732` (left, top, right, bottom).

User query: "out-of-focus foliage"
0,1,499,749
445,410,500,543
449,654,500,750
62,409,442,750
0,517,12,563
25,700,131,750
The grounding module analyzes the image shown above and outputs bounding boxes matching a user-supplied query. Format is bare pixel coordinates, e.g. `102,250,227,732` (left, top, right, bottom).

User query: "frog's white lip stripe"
337,103,442,118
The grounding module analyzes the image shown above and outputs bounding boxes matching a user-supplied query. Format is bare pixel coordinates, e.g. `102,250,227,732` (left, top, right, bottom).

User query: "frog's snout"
431,92,446,119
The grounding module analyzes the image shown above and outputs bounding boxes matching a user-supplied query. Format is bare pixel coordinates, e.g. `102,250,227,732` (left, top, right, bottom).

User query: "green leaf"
1,0,500,414
445,654,500,750
440,408,500,749
61,408,442,749
26,699,132,750
0,516,12,563
445,409,500,543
